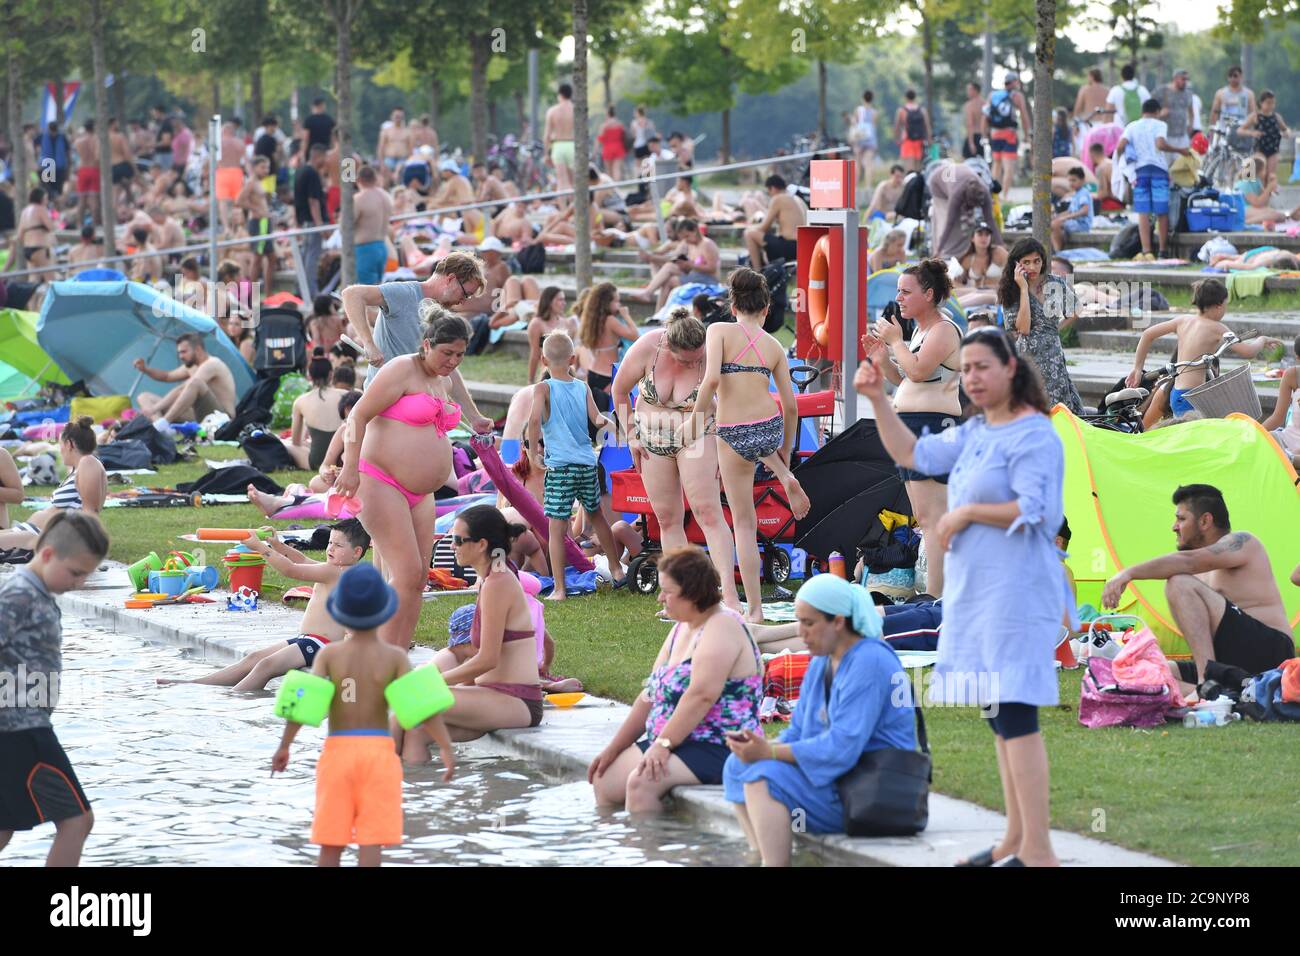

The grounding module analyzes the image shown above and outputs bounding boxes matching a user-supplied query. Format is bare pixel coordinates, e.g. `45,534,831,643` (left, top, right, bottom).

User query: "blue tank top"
541,377,597,468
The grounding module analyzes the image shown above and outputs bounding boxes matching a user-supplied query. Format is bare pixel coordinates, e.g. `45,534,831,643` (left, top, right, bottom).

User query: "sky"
1064,0,1229,51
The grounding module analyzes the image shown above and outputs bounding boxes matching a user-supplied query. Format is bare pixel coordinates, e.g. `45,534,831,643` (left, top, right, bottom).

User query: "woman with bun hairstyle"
397,505,544,763
281,348,350,471
997,238,1083,415
612,306,743,612
859,259,963,596
0,417,107,555
686,267,810,624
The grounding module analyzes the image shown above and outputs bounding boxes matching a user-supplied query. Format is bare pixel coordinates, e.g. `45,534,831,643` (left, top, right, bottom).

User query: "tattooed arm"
1103,532,1255,607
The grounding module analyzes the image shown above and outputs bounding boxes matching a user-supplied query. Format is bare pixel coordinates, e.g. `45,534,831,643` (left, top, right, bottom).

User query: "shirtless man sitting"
1126,278,1280,419
431,159,483,239
1102,484,1295,694
67,225,103,269
1089,142,1120,211
133,332,238,424
492,201,536,246
457,237,542,349
472,161,512,209
866,165,907,221
743,174,807,268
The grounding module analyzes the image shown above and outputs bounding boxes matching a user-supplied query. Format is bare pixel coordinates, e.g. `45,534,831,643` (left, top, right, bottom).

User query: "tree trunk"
469,34,490,162
336,3,355,288
90,2,117,257
251,66,263,127
6,55,25,270
572,0,592,292
514,89,525,138
487,98,497,139
721,108,731,166
922,12,935,137
602,59,613,110
55,78,65,127
1031,0,1055,253
430,76,441,131
111,67,126,124
817,60,827,141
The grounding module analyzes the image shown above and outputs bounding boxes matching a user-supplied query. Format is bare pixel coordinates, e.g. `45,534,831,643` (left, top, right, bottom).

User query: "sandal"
993,855,1025,868
955,846,998,868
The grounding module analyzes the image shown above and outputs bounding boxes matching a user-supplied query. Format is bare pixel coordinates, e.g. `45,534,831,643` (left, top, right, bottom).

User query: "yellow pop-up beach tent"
1052,408,1300,655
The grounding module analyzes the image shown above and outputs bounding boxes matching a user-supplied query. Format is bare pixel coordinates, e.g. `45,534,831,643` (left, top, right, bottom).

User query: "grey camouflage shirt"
0,568,63,732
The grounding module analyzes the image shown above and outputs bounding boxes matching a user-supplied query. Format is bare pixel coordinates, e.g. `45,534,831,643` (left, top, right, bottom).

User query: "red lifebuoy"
808,234,831,347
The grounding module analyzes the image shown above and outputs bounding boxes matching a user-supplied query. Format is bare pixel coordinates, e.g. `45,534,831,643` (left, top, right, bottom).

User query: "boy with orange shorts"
271,563,455,866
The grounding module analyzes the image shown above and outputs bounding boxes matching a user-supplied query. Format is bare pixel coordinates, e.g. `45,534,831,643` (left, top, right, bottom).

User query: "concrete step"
1073,264,1300,291
1079,318,1300,351
1064,349,1280,415
1003,226,1300,255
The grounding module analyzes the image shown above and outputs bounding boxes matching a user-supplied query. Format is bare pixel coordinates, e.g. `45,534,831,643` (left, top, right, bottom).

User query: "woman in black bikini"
577,281,640,404
612,308,742,612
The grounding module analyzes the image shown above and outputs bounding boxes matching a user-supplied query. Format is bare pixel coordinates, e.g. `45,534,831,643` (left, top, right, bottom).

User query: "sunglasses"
451,534,476,546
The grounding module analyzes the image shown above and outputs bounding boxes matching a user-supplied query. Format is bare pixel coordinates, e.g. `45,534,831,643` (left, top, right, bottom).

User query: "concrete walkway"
57,562,1177,867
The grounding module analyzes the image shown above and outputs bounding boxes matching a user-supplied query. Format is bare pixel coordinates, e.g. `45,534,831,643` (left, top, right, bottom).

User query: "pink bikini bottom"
358,457,426,509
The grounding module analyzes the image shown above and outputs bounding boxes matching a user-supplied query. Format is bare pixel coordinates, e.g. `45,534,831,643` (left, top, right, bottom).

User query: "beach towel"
534,568,601,597
649,282,726,324
1249,665,1300,721
1226,268,1271,301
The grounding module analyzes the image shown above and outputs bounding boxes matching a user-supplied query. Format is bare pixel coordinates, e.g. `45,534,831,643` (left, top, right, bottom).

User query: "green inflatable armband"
275,670,335,727
385,666,455,730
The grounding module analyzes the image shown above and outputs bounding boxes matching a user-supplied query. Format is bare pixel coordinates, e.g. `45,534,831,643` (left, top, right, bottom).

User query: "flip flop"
955,847,998,867
992,855,1025,868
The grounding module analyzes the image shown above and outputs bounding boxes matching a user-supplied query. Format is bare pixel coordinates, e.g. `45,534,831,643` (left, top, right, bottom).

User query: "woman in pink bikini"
334,309,493,649
397,505,543,763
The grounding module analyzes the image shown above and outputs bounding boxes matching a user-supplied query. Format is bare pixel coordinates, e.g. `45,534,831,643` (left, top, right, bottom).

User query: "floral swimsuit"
644,617,763,745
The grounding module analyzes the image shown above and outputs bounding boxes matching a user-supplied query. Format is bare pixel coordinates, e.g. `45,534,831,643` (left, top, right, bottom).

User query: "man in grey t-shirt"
342,250,486,385
1155,69,1196,166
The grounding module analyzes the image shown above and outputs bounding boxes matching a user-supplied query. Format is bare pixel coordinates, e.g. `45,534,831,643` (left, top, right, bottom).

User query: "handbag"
827,663,931,836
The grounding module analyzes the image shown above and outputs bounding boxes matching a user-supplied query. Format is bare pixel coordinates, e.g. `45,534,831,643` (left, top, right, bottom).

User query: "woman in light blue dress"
722,574,917,867
855,325,1074,868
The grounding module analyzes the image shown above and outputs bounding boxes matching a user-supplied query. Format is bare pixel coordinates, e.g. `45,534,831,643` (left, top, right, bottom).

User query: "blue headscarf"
796,574,883,640
448,603,475,647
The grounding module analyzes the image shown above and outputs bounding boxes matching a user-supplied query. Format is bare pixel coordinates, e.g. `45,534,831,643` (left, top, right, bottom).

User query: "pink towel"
1112,628,1185,707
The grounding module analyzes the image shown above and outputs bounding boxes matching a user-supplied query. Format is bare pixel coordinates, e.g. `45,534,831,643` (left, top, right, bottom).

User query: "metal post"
209,114,220,290
651,157,678,243
982,8,994,92
841,208,859,423
528,49,539,141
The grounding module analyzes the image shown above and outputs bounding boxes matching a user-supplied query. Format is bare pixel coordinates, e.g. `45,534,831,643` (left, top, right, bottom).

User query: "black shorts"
897,412,958,484
763,233,798,264
1176,603,1296,684
961,134,986,159
111,161,135,185
0,727,91,831
981,702,1039,739
637,737,730,785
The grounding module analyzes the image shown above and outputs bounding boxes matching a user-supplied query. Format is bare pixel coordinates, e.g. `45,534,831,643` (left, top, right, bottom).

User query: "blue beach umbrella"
36,280,255,401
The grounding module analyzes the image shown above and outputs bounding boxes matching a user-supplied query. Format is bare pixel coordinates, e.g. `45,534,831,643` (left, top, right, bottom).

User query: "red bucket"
228,562,265,595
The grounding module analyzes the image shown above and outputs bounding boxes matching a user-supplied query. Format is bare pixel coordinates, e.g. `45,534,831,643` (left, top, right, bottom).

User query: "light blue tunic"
912,412,1073,707
722,638,917,834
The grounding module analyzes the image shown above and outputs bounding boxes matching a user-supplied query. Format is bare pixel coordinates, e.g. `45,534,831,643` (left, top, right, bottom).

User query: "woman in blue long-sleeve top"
723,574,917,866
856,325,1073,868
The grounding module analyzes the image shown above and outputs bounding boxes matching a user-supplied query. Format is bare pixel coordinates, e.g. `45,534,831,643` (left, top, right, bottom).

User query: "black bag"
515,242,546,274
96,439,153,470
252,307,308,375
213,375,278,441
177,464,283,496
240,429,298,473
894,172,929,221
828,666,931,837
904,106,927,141
113,414,178,465
1108,223,1142,260
761,260,791,334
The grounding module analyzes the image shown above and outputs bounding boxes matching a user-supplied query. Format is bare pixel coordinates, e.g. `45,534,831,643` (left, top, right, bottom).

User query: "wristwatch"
655,736,673,752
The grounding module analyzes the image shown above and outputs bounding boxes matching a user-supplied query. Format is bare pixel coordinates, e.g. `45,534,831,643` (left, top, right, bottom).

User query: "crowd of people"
2,71,1298,871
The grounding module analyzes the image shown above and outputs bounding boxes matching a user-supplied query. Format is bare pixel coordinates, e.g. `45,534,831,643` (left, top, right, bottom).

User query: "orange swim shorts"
310,734,403,847
216,166,245,202
900,138,924,161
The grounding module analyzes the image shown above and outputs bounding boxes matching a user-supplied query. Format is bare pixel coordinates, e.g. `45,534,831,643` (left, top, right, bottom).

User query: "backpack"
515,242,546,274
986,90,1016,129
213,374,278,441
1078,656,1172,729
1123,84,1143,126
177,464,283,496
240,428,298,473
96,439,153,471
894,171,929,221
1108,223,1143,260
904,105,927,141
114,413,179,465
252,306,308,375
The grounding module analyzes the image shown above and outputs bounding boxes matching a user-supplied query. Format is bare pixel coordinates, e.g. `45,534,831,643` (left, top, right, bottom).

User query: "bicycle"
1200,118,1249,191
1080,329,1257,433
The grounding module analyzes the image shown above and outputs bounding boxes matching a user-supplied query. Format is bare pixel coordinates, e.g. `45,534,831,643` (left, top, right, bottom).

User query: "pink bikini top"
377,392,461,435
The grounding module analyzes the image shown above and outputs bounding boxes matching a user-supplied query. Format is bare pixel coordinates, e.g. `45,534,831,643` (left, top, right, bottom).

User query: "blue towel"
535,568,601,596
1250,668,1300,722
13,405,70,426
1056,247,1110,262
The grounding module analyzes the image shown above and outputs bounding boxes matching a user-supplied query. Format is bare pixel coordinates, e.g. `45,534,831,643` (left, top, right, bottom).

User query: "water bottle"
1183,710,1240,728
828,551,847,579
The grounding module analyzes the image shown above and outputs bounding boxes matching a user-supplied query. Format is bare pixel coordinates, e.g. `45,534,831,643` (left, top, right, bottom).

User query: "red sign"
809,159,856,209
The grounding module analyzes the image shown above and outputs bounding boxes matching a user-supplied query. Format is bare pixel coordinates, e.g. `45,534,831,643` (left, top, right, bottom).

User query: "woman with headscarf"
722,574,918,867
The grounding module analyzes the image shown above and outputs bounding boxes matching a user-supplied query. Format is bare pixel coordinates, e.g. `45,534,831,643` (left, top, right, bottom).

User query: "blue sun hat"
326,564,399,629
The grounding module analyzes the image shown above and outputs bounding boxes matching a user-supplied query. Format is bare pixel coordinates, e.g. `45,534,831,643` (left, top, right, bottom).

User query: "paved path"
56,563,1178,868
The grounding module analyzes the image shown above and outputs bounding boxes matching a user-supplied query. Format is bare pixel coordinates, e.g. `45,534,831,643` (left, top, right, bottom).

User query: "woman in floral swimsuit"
588,548,763,812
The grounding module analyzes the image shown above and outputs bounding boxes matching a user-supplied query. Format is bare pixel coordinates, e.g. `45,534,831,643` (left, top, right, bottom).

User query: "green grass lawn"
14,373,1298,866
1159,285,1300,314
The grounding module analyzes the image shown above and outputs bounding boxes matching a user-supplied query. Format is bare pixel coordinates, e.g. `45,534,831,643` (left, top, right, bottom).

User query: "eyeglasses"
451,275,476,302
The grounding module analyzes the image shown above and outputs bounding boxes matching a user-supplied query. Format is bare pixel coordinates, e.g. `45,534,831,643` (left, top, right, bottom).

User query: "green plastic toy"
274,670,335,727
385,666,455,730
